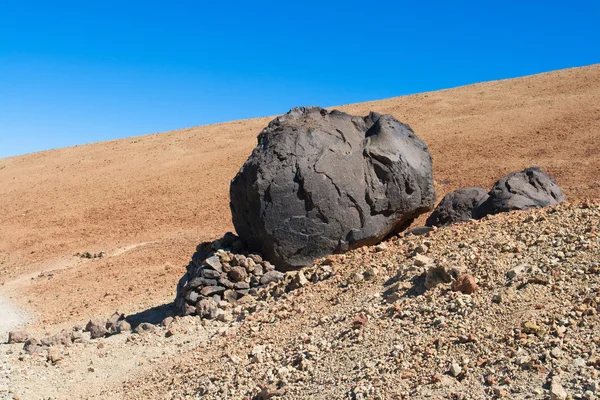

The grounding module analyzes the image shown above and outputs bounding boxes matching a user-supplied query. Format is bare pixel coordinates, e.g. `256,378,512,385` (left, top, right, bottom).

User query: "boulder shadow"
125,302,175,329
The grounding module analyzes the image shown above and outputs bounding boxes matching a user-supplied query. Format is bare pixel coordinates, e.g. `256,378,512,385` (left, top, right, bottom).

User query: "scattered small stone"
425,265,452,289
507,264,526,280
363,267,378,281
522,321,544,336
204,255,223,272
414,254,432,267
106,312,124,333
260,270,285,285
161,317,174,328
550,378,568,400
491,293,503,304
352,312,368,328
116,320,131,334
134,323,156,334
449,363,462,377
228,266,247,282
290,271,308,289
8,330,29,344
375,243,387,252
46,347,64,364
451,274,478,294
85,319,108,339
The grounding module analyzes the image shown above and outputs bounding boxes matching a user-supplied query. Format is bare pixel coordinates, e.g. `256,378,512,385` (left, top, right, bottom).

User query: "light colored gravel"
114,202,600,399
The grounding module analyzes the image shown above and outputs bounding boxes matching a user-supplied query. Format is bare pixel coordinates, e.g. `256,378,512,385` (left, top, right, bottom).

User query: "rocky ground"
1,64,598,332
3,201,596,399
0,64,599,399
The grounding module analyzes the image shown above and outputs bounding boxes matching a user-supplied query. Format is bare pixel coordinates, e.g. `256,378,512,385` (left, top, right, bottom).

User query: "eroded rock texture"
474,167,566,218
426,187,489,227
230,106,436,270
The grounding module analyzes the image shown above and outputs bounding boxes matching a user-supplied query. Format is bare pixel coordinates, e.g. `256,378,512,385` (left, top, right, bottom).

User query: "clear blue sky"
1,1,599,159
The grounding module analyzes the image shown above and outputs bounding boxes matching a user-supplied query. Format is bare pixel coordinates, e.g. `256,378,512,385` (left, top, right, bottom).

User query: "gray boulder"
230,106,436,270
426,187,489,227
474,167,566,218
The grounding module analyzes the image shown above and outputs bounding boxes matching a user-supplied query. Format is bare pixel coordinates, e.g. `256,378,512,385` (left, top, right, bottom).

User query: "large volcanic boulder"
474,167,566,218
426,187,489,227
230,106,436,270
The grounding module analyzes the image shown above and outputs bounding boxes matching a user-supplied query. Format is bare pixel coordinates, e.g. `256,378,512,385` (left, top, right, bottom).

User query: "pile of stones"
175,233,287,317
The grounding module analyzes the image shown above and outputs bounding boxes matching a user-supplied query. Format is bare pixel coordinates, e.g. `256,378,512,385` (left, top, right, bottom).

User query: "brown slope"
0,64,598,327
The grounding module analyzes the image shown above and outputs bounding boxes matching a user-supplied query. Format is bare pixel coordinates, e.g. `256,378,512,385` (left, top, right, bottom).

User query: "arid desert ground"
0,64,599,399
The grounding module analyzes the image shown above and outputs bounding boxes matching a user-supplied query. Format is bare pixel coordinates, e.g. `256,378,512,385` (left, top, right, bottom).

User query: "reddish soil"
0,64,598,328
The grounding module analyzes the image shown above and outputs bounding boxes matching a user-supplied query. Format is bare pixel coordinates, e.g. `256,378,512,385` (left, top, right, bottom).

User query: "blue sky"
1,1,599,159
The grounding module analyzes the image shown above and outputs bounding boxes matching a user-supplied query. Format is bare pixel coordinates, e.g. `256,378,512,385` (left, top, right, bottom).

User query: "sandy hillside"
0,64,598,330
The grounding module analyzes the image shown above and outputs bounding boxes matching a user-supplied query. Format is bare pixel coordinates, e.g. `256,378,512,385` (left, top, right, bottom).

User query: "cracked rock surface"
426,187,489,227
230,106,436,270
475,167,566,218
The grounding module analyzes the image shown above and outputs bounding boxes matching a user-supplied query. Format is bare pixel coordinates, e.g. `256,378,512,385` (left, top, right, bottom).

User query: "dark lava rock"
474,167,566,218
187,277,217,289
201,269,221,279
204,256,223,272
426,187,489,227
230,106,436,270
200,286,226,297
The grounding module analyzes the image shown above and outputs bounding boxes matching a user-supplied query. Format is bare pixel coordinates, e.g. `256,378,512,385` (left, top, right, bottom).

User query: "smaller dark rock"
234,282,250,290
185,290,200,303
229,266,247,282
24,338,44,355
187,277,218,288
201,269,221,280
249,276,261,287
426,187,489,227
474,167,566,218
201,286,226,296
223,289,239,303
248,254,263,264
204,256,223,272
260,270,285,285
218,278,235,289
252,264,264,276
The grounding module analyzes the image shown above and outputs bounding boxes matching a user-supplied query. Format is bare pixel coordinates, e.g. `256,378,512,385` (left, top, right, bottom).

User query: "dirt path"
0,313,215,399
0,295,29,341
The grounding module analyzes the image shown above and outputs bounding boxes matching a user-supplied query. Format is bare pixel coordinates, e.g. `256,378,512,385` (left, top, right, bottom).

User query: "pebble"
449,363,462,377
551,379,568,400
414,254,432,267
